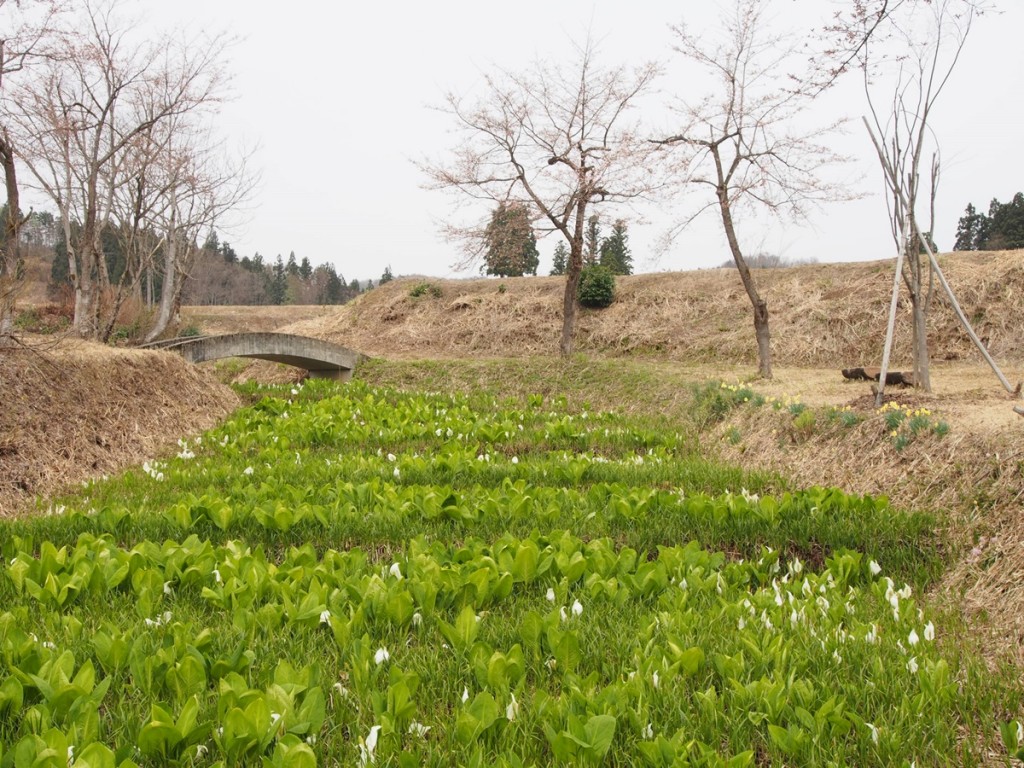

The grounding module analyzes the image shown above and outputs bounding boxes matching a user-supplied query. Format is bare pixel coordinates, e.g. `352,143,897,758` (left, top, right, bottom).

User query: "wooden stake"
863,117,1021,401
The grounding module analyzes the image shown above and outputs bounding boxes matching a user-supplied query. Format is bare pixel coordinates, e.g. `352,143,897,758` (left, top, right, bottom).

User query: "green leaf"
65,742,117,768
296,687,326,734
726,751,755,767
511,542,539,583
138,720,182,758
1000,720,1024,759
264,735,316,768
455,692,501,744
440,606,480,652
583,714,616,760
0,676,24,716
552,629,581,674
767,724,806,757
542,722,577,761
166,653,207,702
672,644,705,676
386,590,415,627
519,611,543,654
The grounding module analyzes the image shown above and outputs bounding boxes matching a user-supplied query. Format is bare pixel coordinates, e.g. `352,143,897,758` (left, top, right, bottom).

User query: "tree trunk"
559,198,588,358
911,296,930,391
753,297,771,379
145,204,178,342
903,241,932,392
560,267,580,357
73,223,100,338
717,182,772,379
0,131,22,339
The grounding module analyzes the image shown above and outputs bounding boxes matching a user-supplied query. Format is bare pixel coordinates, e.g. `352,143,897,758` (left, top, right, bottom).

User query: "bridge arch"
147,332,366,380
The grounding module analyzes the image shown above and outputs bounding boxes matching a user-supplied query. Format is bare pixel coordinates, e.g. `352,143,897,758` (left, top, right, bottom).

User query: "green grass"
0,374,1019,767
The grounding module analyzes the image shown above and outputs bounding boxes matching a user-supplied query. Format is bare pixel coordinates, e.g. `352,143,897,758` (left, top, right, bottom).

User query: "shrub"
409,282,442,298
690,381,759,428
577,265,615,308
792,408,816,437
13,307,39,330
13,304,71,334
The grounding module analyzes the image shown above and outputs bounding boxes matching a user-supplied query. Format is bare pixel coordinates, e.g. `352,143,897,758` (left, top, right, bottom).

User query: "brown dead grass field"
5,249,1024,671
0,339,238,514
270,250,1024,365
181,304,331,335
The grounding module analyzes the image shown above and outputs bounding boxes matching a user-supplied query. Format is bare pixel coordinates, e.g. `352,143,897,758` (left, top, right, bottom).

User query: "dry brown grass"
0,337,238,515
273,250,1024,368
180,304,335,336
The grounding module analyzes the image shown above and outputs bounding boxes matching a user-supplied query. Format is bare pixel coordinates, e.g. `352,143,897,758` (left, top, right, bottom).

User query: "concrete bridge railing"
145,332,367,380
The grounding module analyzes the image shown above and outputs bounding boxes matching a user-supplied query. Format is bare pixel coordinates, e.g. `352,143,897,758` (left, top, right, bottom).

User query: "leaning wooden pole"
863,117,1021,400
917,234,1020,397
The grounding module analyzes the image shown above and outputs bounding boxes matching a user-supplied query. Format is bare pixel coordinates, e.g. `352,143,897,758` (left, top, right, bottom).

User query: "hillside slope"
0,341,238,514
282,251,1024,367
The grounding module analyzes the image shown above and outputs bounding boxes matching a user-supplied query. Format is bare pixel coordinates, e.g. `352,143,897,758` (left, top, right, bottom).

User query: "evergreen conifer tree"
599,219,632,275
550,242,568,276
954,203,982,250
584,214,601,266
484,202,539,277
269,255,288,304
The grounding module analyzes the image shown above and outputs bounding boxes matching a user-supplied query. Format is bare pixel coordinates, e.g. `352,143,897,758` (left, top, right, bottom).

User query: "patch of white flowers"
142,460,165,481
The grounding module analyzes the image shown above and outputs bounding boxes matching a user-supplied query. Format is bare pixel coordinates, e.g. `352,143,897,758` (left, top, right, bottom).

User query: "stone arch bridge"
144,333,366,381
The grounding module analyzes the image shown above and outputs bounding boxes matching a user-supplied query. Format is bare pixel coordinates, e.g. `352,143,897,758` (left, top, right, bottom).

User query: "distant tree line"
182,232,366,306
954,193,1024,251
45,218,367,308
477,205,636,279
717,252,819,269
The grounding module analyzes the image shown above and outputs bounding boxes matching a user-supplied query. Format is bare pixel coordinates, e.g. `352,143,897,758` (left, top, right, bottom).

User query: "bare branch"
656,0,855,379
421,39,661,356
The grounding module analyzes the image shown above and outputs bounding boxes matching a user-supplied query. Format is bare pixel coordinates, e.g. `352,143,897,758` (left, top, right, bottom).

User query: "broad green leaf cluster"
0,380,1016,766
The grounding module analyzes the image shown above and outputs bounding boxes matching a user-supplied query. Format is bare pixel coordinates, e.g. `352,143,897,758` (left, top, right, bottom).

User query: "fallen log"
841,367,915,387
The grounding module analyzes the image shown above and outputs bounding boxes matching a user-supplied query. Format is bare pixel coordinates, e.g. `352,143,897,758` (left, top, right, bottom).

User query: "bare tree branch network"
861,0,985,396
0,0,64,339
657,0,853,380
422,40,660,357
3,0,249,340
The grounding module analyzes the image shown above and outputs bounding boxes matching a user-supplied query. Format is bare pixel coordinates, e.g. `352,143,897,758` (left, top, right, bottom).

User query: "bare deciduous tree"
0,0,62,338
424,42,659,357
7,0,232,339
861,0,981,396
656,0,850,379
144,124,253,341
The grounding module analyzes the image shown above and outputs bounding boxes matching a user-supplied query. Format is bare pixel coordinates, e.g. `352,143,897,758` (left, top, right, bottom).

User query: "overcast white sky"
142,0,1023,281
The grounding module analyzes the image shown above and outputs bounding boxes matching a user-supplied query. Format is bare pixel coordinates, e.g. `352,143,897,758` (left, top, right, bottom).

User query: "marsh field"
3,254,1024,765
